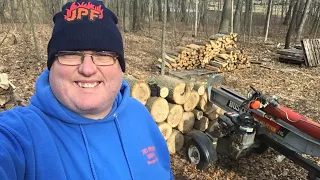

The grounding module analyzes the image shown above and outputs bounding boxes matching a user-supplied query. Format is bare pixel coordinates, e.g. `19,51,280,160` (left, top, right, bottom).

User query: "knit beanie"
47,0,125,72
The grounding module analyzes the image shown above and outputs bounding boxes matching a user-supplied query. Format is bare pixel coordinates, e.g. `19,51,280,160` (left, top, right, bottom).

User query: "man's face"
49,51,124,119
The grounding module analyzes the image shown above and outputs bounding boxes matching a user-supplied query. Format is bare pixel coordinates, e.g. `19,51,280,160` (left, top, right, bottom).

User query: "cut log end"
131,82,151,105
177,112,195,134
167,129,184,154
146,97,169,123
157,122,173,140
167,104,184,128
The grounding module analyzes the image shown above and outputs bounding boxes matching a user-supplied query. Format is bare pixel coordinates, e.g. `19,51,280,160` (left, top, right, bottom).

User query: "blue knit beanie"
47,0,125,72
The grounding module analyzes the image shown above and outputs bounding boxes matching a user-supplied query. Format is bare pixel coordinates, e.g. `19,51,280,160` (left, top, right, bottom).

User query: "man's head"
47,0,125,72
47,0,124,120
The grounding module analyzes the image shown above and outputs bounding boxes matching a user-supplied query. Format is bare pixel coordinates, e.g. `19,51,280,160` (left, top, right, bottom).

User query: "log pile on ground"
158,33,250,72
126,75,225,154
0,73,26,112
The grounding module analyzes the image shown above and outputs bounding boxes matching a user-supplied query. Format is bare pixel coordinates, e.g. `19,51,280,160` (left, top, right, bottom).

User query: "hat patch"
64,2,104,22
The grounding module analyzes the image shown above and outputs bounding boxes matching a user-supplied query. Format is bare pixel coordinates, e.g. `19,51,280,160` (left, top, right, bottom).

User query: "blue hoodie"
0,70,173,180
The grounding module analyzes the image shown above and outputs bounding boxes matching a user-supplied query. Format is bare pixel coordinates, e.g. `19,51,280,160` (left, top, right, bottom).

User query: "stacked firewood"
0,73,25,112
158,33,250,72
125,75,225,155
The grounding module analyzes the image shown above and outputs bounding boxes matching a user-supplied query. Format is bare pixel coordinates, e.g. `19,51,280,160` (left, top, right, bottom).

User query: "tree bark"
264,0,273,42
157,0,162,21
248,0,253,43
234,0,243,33
283,0,295,25
194,0,199,37
219,0,232,34
161,0,167,75
296,0,312,41
180,0,187,22
285,0,299,49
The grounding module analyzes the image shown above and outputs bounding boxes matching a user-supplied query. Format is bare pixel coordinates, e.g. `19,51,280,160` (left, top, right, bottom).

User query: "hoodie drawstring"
80,125,98,180
114,114,135,180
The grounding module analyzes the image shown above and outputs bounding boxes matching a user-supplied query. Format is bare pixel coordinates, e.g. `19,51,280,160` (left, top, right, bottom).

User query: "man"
0,0,173,179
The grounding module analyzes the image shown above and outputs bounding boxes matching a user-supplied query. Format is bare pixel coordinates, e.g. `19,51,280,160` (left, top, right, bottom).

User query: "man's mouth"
76,82,101,88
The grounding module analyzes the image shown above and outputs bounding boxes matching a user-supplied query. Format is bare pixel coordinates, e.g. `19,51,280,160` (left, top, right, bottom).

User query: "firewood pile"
158,33,251,72
0,73,25,112
125,75,225,155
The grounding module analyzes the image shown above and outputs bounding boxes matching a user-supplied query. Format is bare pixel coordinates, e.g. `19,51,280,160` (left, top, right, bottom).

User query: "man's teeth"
77,82,100,88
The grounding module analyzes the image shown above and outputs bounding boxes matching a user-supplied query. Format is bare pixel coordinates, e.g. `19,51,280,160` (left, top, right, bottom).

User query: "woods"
1,0,320,179
0,0,319,49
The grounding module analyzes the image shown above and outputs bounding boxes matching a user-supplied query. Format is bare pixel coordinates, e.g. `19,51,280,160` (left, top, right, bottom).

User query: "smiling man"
0,0,173,180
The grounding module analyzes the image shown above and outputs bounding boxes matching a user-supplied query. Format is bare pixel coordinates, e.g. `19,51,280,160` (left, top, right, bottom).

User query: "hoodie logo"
141,146,159,165
64,2,104,22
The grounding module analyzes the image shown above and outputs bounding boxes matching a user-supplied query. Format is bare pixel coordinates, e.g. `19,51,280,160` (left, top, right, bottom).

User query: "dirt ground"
0,23,319,180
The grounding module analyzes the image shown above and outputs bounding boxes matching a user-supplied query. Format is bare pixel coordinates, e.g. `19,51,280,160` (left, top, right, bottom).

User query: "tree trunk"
0,0,6,23
219,0,232,34
285,0,299,49
161,0,167,75
296,0,312,41
283,0,295,25
243,0,251,41
234,0,243,33
180,0,187,22
157,0,162,21
248,0,253,43
26,0,39,60
264,0,273,42
132,0,141,31
166,0,170,21
194,0,199,37
296,0,306,31
231,0,234,33
148,0,153,36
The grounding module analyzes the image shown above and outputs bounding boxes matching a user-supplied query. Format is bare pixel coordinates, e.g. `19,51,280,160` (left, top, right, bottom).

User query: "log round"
145,97,169,123
124,75,151,105
196,92,208,111
147,75,192,105
177,111,195,134
167,129,184,155
157,122,173,140
167,103,184,128
183,90,200,112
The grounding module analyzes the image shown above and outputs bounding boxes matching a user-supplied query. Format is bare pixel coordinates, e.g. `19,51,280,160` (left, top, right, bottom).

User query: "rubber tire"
185,139,211,170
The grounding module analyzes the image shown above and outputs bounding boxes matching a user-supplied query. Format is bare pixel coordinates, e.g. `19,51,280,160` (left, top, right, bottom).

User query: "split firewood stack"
159,33,250,72
125,75,225,155
0,73,25,112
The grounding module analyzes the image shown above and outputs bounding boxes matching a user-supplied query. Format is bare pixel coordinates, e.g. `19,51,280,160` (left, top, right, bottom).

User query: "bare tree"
194,0,199,37
0,0,7,23
264,0,273,42
285,0,299,49
26,0,39,60
234,0,243,33
180,0,186,22
161,0,167,75
296,0,312,40
132,0,141,31
219,0,232,34
157,0,162,21
283,0,295,25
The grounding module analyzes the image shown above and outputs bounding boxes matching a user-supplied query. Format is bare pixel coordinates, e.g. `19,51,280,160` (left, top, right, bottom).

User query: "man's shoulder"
0,106,43,133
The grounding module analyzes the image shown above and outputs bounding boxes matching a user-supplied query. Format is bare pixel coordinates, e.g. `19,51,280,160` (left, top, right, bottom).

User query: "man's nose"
78,55,98,76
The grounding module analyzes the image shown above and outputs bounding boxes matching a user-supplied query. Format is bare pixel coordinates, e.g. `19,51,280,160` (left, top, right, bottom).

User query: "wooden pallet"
302,39,320,67
276,48,305,65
